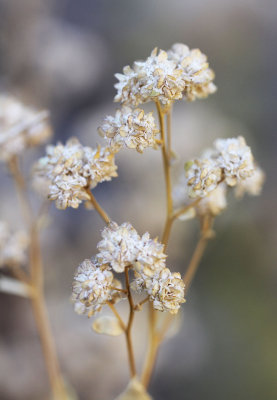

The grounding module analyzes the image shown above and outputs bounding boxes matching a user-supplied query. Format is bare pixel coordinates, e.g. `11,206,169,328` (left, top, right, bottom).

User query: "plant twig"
124,266,136,377
9,156,67,400
85,188,110,224
183,216,214,293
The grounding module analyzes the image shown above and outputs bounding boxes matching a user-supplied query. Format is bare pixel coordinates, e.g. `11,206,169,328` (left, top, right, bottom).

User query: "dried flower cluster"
72,222,185,314
0,95,52,162
114,44,216,109
185,136,256,198
34,138,117,209
0,221,29,268
174,136,264,219
98,106,159,153
72,258,122,317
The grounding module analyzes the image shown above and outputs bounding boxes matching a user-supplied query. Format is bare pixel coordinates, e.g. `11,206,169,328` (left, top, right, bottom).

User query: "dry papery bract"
0,94,52,162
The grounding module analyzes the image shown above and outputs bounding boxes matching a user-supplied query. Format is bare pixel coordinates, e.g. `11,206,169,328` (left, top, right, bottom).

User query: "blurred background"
0,0,276,399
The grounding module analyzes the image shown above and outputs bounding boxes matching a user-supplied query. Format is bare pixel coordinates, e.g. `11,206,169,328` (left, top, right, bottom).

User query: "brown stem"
141,103,174,387
31,292,66,400
124,266,136,377
134,296,149,310
85,188,110,224
8,156,32,226
8,156,67,400
183,216,214,293
156,101,173,216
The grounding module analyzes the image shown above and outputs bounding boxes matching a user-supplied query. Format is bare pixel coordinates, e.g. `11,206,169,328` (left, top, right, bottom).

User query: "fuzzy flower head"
147,268,185,314
72,258,122,317
98,106,159,153
0,222,29,268
97,222,142,273
0,95,52,162
235,165,265,198
97,222,168,276
114,47,185,108
34,138,117,209
167,43,217,101
214,136,254,186
185,158,222,198
196,183,227,217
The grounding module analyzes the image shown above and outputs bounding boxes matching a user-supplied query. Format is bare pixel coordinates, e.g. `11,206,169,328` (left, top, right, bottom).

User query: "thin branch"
156,101,173,216
124,266,136,377
85,188,110,224
8,155,67,400
134,296,149,310
183,216,214,293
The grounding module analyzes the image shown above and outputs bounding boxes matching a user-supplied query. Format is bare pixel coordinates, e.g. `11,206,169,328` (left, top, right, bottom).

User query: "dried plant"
0,43,264,399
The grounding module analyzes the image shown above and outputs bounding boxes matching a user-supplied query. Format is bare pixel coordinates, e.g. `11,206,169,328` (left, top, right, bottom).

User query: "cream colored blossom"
97,222,167,275
214,136,254,186
34,138,117,209
185,158,222,198
147,268,185,314
167,43,217,101
0,222,29,268
114,48,185,108
97,222,142,273
173,173,227,219
196,183,227,216
0,95,52,162
235,165,265,198
98,106,159,153
72,258,121,317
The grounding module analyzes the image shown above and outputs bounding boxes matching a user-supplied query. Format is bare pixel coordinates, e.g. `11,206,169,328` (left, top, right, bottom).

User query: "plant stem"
8,156,32,226
85,188,110,224
156,101,173,216
9,157,67,400
183,216,214,293
141,104,213,388
31,291,66,400
124,266,136,377
141,103,174,387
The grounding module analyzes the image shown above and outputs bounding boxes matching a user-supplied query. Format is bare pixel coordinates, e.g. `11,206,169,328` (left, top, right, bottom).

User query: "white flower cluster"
98,106,159,153
114,44,216,108
235,165,265,198
0,221,29,268
173,136,264,219
72,258,122,317
213,137,255,186
186,136,256,198
167,43,217,101
97,222,142,273
185,158,222,198
96,222,185,314
34,138,117,209
115,48,185,108
0,95,52,162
